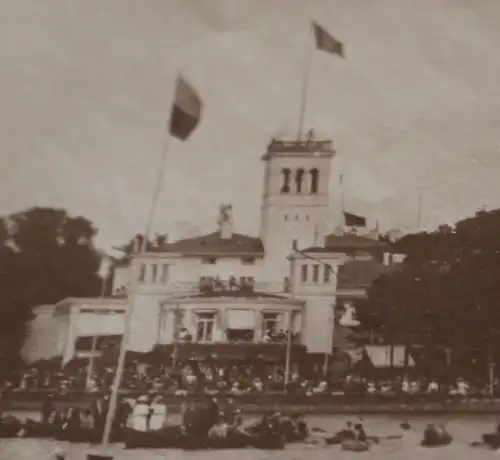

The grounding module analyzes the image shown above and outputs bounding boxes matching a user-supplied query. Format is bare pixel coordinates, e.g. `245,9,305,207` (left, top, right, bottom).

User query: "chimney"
218,204,233,239
133,235,141,254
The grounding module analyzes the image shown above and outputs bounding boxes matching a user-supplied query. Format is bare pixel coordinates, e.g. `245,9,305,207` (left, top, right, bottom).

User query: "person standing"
132,395,150,432
41,393,55,424
149,395,167,430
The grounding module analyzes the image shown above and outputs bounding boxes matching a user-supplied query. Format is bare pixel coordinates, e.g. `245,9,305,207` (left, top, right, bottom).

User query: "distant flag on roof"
312,21,345,58
344,212,367,228
169,75,203,141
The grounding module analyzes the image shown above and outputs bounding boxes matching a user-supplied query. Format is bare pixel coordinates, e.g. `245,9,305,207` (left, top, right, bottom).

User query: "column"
62,306,79,364
213,307,227,342
253,308,263,342
303,171,310,195
284,310,292,333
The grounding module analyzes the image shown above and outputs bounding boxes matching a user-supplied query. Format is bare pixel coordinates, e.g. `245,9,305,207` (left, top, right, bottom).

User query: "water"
1,413,498,460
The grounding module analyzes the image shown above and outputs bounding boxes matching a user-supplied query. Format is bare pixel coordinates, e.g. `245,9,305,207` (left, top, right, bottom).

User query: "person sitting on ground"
339,420,356,439
423,423,441,445
290,413,308,440
354,422,367,442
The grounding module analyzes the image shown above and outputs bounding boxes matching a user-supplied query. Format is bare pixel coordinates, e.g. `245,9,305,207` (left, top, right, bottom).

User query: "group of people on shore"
33,391,309,448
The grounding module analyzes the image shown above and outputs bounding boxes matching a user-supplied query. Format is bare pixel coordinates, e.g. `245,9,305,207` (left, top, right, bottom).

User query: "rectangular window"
226,329,254,342
196,312,215,342
138,263,146,282
151,264,158,283
324,264,332,283
241,257,255,265
312,264,320,283
240,276,255,289
160,264,169,283
262,313,279,334
202,257,217,265
300,264,308,282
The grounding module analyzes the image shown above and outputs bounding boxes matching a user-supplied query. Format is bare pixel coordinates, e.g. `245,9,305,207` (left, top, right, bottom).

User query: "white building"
23,137,392,366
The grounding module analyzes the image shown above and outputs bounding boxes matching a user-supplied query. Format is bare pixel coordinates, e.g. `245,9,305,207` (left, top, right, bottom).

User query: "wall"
127,290,162,352
260,153,333,283
21,305,59,364
76,308,125,337
112,266,130,294
291,253,344,353
132,255,264,294
157,300,304,345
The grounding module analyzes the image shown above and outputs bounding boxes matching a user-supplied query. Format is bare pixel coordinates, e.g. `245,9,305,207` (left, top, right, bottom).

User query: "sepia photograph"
1,0,500,458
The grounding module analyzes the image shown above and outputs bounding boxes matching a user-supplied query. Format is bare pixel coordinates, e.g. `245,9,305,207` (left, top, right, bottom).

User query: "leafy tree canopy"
0,207,103,369
359,208,500,351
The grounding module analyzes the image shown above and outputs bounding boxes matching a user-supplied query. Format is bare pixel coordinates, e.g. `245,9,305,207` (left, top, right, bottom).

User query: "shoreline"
4,393,500,415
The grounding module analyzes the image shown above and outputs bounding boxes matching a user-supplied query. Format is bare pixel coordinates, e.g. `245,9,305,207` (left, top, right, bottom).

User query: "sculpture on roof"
338,302,361,327
217,204,233,226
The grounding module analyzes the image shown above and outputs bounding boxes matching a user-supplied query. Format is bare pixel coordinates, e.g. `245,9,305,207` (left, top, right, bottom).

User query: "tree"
359,208,500,376
0,207,103,370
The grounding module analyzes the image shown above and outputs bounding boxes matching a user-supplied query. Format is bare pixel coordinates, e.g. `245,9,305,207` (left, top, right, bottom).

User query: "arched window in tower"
280,168,291,193
310,168,319,194
295,168,305,193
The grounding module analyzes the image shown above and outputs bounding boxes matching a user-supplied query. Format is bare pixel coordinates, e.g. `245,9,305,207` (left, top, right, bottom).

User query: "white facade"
24,137,387,365
260,140,334,284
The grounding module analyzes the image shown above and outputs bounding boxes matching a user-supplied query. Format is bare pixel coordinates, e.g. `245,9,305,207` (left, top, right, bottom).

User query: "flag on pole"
344,212,367,228
169,75,202,141
312,21,344,57
98,255,112,279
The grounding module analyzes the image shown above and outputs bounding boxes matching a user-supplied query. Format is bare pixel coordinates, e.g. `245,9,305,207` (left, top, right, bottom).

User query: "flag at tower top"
169,75,202,141
312,22,344,58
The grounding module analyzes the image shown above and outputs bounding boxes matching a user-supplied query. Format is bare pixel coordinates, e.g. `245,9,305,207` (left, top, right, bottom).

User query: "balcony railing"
176,329,301,345
199,276,256,294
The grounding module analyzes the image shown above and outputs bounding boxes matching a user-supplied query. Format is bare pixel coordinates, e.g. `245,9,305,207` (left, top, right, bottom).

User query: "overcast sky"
1,0,500,251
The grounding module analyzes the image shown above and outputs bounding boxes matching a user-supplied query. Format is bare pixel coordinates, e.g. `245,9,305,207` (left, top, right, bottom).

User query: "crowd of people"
1,355,498,400
1,392,311,450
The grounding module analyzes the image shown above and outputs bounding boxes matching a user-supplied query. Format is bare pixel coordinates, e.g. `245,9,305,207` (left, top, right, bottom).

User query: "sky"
1,0,500,252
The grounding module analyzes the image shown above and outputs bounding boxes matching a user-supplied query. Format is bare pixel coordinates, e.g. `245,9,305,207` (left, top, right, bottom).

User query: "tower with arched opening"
259,137,335,285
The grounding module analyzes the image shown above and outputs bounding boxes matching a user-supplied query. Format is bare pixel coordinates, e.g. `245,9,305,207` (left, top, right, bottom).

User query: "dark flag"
312,21,344,58
344,212,366,227
169,75,202,141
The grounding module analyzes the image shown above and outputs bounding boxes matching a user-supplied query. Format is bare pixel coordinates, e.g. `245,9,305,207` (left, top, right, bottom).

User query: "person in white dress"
149,395,167,430
132,395,150,432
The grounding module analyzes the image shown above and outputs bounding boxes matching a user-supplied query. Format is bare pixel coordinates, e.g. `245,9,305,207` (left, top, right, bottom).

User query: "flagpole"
140,132,173,253
100,82,177,449
85,276,107,390
297,23,315,141
284,251,297,391
172,304,180,369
